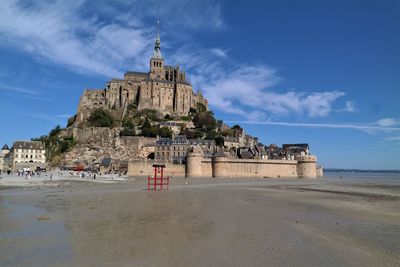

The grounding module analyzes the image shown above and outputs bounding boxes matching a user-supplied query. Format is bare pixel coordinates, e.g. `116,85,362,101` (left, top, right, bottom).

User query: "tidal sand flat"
1,175,399,266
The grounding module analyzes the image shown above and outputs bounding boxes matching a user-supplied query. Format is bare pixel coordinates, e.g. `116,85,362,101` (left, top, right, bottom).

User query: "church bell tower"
150,20,164,80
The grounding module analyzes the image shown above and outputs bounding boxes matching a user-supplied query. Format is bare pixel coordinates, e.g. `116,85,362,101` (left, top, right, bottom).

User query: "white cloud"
377,118,399,127
0,0,352,120
0,0,153,77
210,48,229,58
225,120,400,133
0,0,226,78
192,64,347,119
344,101,355,112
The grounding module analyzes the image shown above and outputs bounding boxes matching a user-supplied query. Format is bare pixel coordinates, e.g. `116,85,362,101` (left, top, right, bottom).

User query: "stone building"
282,144,310,157
0,144,10,173
223,136,240,149
75,25,208,125
155,135,215,164
158,120,194,135
4,141,46,171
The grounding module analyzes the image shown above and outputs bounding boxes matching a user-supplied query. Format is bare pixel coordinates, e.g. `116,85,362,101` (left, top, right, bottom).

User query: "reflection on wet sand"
1,176,399,266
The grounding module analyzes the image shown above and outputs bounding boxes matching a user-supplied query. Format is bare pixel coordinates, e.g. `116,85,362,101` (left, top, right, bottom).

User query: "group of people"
68,171,97,180
16,169,53,180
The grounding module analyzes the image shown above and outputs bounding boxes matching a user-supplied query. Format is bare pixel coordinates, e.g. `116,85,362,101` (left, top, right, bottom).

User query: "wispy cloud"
382,136,400,146
225,119,400,133
0,0,225,78
149,0,225,31
0,1,152,77
0,85,40,96
28,113,73,124
210,48,229,58
336,100,356,113
0,0,353,120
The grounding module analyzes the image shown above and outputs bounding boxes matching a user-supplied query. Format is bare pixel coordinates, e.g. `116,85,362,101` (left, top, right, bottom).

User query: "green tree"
196,103,207,112
87,108,116,127
221,128,235,137
49,125,62,137
215,136,224,147
193,111,217,132
127,102,137,111
120,128,136,136
180,115,190,121
232,124,243,131
158,127,172,138
67,114,77,127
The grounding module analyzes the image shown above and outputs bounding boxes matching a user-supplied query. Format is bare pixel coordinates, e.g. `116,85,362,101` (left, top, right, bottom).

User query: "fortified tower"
185,145,203,178
295,155,318,178
211,149,228,177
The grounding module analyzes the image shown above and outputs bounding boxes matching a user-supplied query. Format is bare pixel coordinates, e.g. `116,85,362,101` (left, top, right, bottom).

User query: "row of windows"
17,149,45,153
17,154,43,159
155,83,174,88
152,61,162,68
158,146,186,151
15,160,44,163
156,152,186,157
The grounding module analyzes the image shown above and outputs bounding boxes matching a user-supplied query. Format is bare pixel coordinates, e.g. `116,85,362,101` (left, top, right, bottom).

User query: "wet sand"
1,175,399,266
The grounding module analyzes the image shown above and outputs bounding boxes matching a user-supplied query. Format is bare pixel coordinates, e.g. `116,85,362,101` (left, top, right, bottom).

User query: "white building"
4,141,46,171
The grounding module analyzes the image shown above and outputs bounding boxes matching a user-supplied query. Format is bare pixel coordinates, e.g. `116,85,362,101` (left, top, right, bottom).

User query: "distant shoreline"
324,169,400,174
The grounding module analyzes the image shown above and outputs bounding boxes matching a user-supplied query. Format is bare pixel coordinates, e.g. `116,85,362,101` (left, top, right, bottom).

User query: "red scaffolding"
147,164,170,191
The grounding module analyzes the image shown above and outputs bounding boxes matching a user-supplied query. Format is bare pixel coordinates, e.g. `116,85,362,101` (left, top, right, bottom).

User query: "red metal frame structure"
147,164,170,191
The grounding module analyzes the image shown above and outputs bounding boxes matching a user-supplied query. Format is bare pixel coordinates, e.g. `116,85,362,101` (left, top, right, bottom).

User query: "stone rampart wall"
212,158,298,178
201,159,212,177
127,160,185,177
128,156,321,179
119,136,156,154
73,127,119,147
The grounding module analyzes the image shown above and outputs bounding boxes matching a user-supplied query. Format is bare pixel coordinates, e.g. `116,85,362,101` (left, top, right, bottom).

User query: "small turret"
186,145,203,178
295,155,318,178
212,148,228,177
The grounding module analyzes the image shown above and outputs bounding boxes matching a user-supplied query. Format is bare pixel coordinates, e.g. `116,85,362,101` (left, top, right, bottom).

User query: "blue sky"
0,0,399,170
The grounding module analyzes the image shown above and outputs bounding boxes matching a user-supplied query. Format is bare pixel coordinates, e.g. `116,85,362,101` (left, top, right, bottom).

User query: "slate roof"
282,144,309,150
12,141,45,150
100,158,112,167
125,71,148,76
1,144,9,150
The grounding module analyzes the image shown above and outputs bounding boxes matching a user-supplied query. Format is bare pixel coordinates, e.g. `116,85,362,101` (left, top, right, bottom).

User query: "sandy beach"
0,172,399,266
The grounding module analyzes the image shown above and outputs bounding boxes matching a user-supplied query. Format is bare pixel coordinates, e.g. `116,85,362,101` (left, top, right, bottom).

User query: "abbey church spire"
149,20,165,79
153,20,162,59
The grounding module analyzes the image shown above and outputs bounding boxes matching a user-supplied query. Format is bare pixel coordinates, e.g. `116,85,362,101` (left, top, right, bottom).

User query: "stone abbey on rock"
76,26,207,125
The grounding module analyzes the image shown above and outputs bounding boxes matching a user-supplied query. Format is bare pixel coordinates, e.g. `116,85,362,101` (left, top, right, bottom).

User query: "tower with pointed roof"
149,20,165,80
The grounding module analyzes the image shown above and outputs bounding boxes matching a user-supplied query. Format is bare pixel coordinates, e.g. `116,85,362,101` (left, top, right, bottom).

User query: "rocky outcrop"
59,127,156,167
